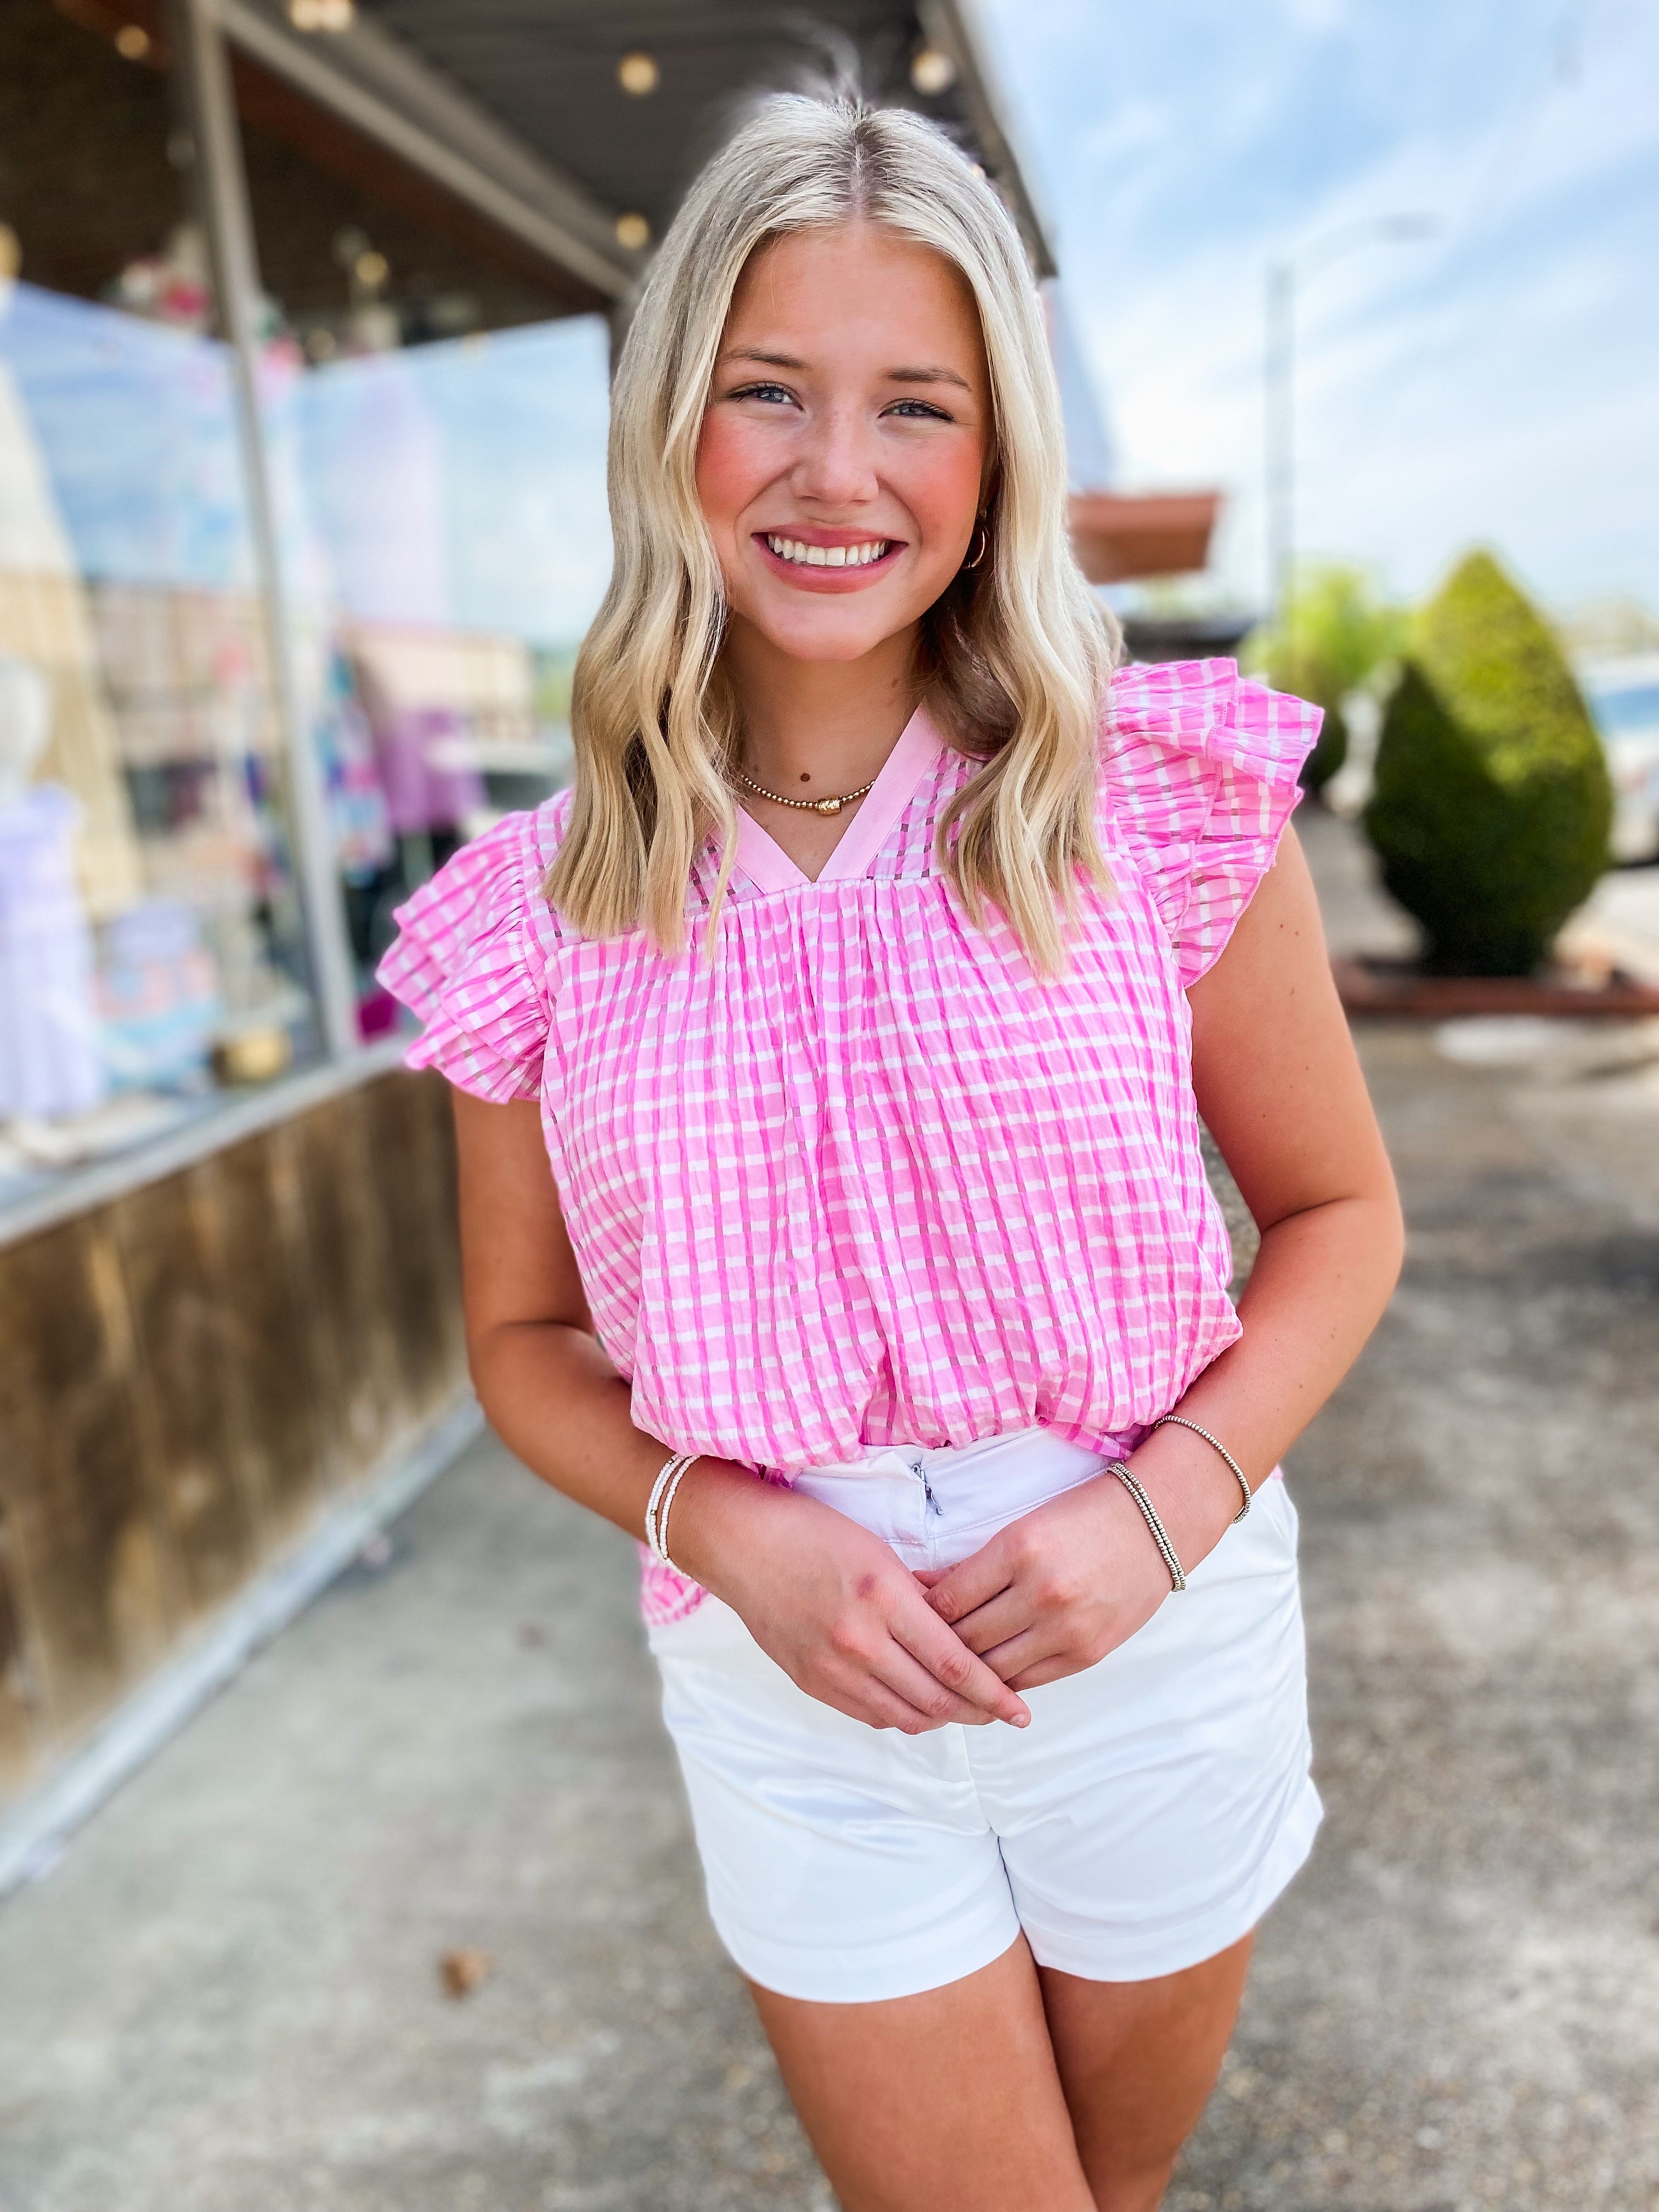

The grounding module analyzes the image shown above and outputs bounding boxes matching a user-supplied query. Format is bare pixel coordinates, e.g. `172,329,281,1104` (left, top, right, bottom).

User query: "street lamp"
1264,214,1436,650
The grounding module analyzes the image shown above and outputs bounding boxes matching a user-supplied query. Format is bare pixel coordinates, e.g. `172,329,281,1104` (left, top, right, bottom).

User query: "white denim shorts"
649,1429,1323,2004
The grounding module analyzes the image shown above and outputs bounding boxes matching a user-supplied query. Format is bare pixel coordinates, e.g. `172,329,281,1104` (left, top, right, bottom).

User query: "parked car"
1576,652,1659,864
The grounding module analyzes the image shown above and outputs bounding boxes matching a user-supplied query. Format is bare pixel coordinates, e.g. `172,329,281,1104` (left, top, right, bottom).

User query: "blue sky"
977,0,1659,615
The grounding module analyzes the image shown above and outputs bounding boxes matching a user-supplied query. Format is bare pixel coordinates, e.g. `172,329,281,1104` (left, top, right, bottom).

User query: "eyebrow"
721,347,974,392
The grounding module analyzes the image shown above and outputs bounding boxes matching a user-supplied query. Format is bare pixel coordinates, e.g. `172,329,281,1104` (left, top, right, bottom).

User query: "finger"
871,1641,1001,1729
808,1671,954,1735
947,1589,1039,1657
890,1596,1031,1726
910,1567,947,1588
923,1537,1019,1629
1008,1656,1090,1692
979,1627,1066,1684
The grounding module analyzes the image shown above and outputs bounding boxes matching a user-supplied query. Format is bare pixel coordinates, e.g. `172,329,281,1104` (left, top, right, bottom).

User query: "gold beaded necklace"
733,767,878,817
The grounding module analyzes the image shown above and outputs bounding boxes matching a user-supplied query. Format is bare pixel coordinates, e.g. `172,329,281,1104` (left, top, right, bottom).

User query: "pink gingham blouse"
381,658,1319,1623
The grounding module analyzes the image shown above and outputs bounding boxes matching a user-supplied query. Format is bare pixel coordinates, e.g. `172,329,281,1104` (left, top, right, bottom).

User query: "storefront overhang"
213,0,1053,302
1068,490,1222,585
266,1,1053,274
49,0,1054,322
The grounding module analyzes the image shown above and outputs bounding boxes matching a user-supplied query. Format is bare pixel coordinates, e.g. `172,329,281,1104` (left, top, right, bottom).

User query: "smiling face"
695,222,994,669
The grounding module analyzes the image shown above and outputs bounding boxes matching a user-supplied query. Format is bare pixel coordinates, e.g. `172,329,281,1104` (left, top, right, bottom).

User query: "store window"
0,1,616,1205
233,77,613,1024
0,3,319,1201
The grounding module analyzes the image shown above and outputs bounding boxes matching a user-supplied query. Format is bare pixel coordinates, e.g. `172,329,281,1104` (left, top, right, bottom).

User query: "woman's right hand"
667,1462,1032,1736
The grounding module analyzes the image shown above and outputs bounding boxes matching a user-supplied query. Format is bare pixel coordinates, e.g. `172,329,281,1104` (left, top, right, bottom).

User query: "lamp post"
1264,215,1436,657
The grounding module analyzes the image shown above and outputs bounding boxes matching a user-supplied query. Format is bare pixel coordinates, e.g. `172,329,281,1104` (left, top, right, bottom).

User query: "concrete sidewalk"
2,818,1657,2212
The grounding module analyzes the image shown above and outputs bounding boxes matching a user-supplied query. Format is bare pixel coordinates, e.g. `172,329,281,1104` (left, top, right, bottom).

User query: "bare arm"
1142,820,1404,1519
452,1089,1030,1733
925,825,1404,1686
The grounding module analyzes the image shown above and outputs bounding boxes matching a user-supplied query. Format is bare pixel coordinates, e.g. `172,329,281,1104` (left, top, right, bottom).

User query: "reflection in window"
268,319,610,1007
0,267,315,1194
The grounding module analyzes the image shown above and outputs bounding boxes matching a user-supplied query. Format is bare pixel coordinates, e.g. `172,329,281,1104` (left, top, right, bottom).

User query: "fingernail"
1011,1710,1031,1728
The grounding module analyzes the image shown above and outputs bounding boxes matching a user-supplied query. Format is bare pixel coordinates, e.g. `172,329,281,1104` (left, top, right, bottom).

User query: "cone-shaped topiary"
1364,550,1612,974
1300,695,1349,795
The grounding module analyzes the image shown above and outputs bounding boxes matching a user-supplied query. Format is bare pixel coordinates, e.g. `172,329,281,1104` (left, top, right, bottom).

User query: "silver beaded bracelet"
1153,1414,1252,1521
1104,1460,1187,1593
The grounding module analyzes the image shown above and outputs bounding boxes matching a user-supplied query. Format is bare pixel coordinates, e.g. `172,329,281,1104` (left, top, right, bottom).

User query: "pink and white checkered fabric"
380,658,1319,1624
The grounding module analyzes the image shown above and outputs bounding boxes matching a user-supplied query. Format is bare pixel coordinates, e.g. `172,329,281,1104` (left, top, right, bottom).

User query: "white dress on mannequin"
0,655,105,1118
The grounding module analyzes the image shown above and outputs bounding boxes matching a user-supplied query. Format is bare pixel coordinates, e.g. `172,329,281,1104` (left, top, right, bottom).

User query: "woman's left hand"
918,1472,1181,1692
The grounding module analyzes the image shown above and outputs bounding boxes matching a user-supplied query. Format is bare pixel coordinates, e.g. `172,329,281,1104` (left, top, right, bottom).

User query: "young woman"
381,94,1402,2212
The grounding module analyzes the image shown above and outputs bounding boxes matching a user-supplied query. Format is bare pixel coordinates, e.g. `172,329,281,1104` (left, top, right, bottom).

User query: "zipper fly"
910,1456,943,1517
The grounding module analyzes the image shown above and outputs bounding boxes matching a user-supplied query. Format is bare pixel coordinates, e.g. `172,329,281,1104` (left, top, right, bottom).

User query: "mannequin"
0,653,105,1118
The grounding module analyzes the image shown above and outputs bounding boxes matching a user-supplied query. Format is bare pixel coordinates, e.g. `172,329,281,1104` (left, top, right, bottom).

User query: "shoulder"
375,789,576,1103
1097,658,1323,989
1100,657,1322,822
409,789,574,955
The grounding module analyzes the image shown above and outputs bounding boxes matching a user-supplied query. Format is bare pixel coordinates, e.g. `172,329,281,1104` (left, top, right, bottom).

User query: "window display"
267,315,608,977
0,0,612,1206
0,4,321,1201
0,268,323,1197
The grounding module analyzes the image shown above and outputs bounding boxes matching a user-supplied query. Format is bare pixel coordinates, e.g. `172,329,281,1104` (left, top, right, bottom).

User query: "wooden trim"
0,1068,469,1810
0,1394,482,1895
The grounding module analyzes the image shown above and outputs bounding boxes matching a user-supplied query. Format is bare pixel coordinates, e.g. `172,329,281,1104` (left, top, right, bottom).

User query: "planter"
1332,952,1659,1020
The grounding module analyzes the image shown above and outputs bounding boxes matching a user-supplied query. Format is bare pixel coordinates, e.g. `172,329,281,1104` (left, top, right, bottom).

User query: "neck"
724,617,919,794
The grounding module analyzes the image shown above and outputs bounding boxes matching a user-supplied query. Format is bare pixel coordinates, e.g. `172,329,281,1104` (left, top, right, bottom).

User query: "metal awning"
212,0,1054,310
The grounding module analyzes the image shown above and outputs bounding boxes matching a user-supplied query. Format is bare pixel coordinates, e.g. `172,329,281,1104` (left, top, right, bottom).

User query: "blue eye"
887,399,952,421
733,382,795,404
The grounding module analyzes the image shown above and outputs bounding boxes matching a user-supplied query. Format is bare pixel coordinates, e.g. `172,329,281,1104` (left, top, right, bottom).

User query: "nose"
789,404,879,509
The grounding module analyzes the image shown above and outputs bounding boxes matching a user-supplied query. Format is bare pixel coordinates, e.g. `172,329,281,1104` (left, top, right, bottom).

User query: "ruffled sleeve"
1100,658,1322,989
376,793,572,1102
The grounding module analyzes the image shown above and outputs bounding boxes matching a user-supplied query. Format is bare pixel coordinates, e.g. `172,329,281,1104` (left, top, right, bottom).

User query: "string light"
114,24,150,59
617,51,659,95
614,212,651,251
910,46,956,95
288,0,355,31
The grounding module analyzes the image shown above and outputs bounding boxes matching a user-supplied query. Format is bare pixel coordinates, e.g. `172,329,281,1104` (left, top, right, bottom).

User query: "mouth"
753,531,905,589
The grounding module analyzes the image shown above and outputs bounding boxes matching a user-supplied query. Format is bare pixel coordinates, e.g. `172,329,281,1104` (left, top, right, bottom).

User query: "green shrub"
1245,562,1403,794
1364,550,1612,975
1299,693,1348,794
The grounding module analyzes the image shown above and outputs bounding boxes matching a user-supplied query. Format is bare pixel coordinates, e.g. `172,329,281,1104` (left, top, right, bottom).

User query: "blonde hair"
547,92,1118,972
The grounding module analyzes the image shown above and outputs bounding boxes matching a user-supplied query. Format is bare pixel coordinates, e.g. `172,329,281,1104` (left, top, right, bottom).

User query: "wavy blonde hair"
546,91,1118,972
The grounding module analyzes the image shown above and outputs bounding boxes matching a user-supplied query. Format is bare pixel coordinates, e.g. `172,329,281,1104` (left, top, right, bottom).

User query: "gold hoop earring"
963,522,989,571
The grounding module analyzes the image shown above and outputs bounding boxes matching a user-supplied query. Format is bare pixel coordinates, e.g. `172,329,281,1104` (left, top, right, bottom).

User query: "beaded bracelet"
1104,1460,1187,1593
1153,1414,1252,1521
644,1453,696,1562
654,1457,699,1571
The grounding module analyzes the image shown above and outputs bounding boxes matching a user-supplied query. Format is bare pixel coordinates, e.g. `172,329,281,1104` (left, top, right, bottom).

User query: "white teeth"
766,535,890,568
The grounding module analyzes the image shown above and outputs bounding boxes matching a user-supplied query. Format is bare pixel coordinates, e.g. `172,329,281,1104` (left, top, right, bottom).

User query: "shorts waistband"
787,1428,1113,1568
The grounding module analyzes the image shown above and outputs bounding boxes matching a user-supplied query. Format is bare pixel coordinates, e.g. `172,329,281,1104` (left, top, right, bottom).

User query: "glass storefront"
0,8,318,1198
0,0,611,1206
264,314,611,1011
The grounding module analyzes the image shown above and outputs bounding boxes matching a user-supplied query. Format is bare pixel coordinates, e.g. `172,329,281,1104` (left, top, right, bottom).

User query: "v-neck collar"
730,704,944,894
